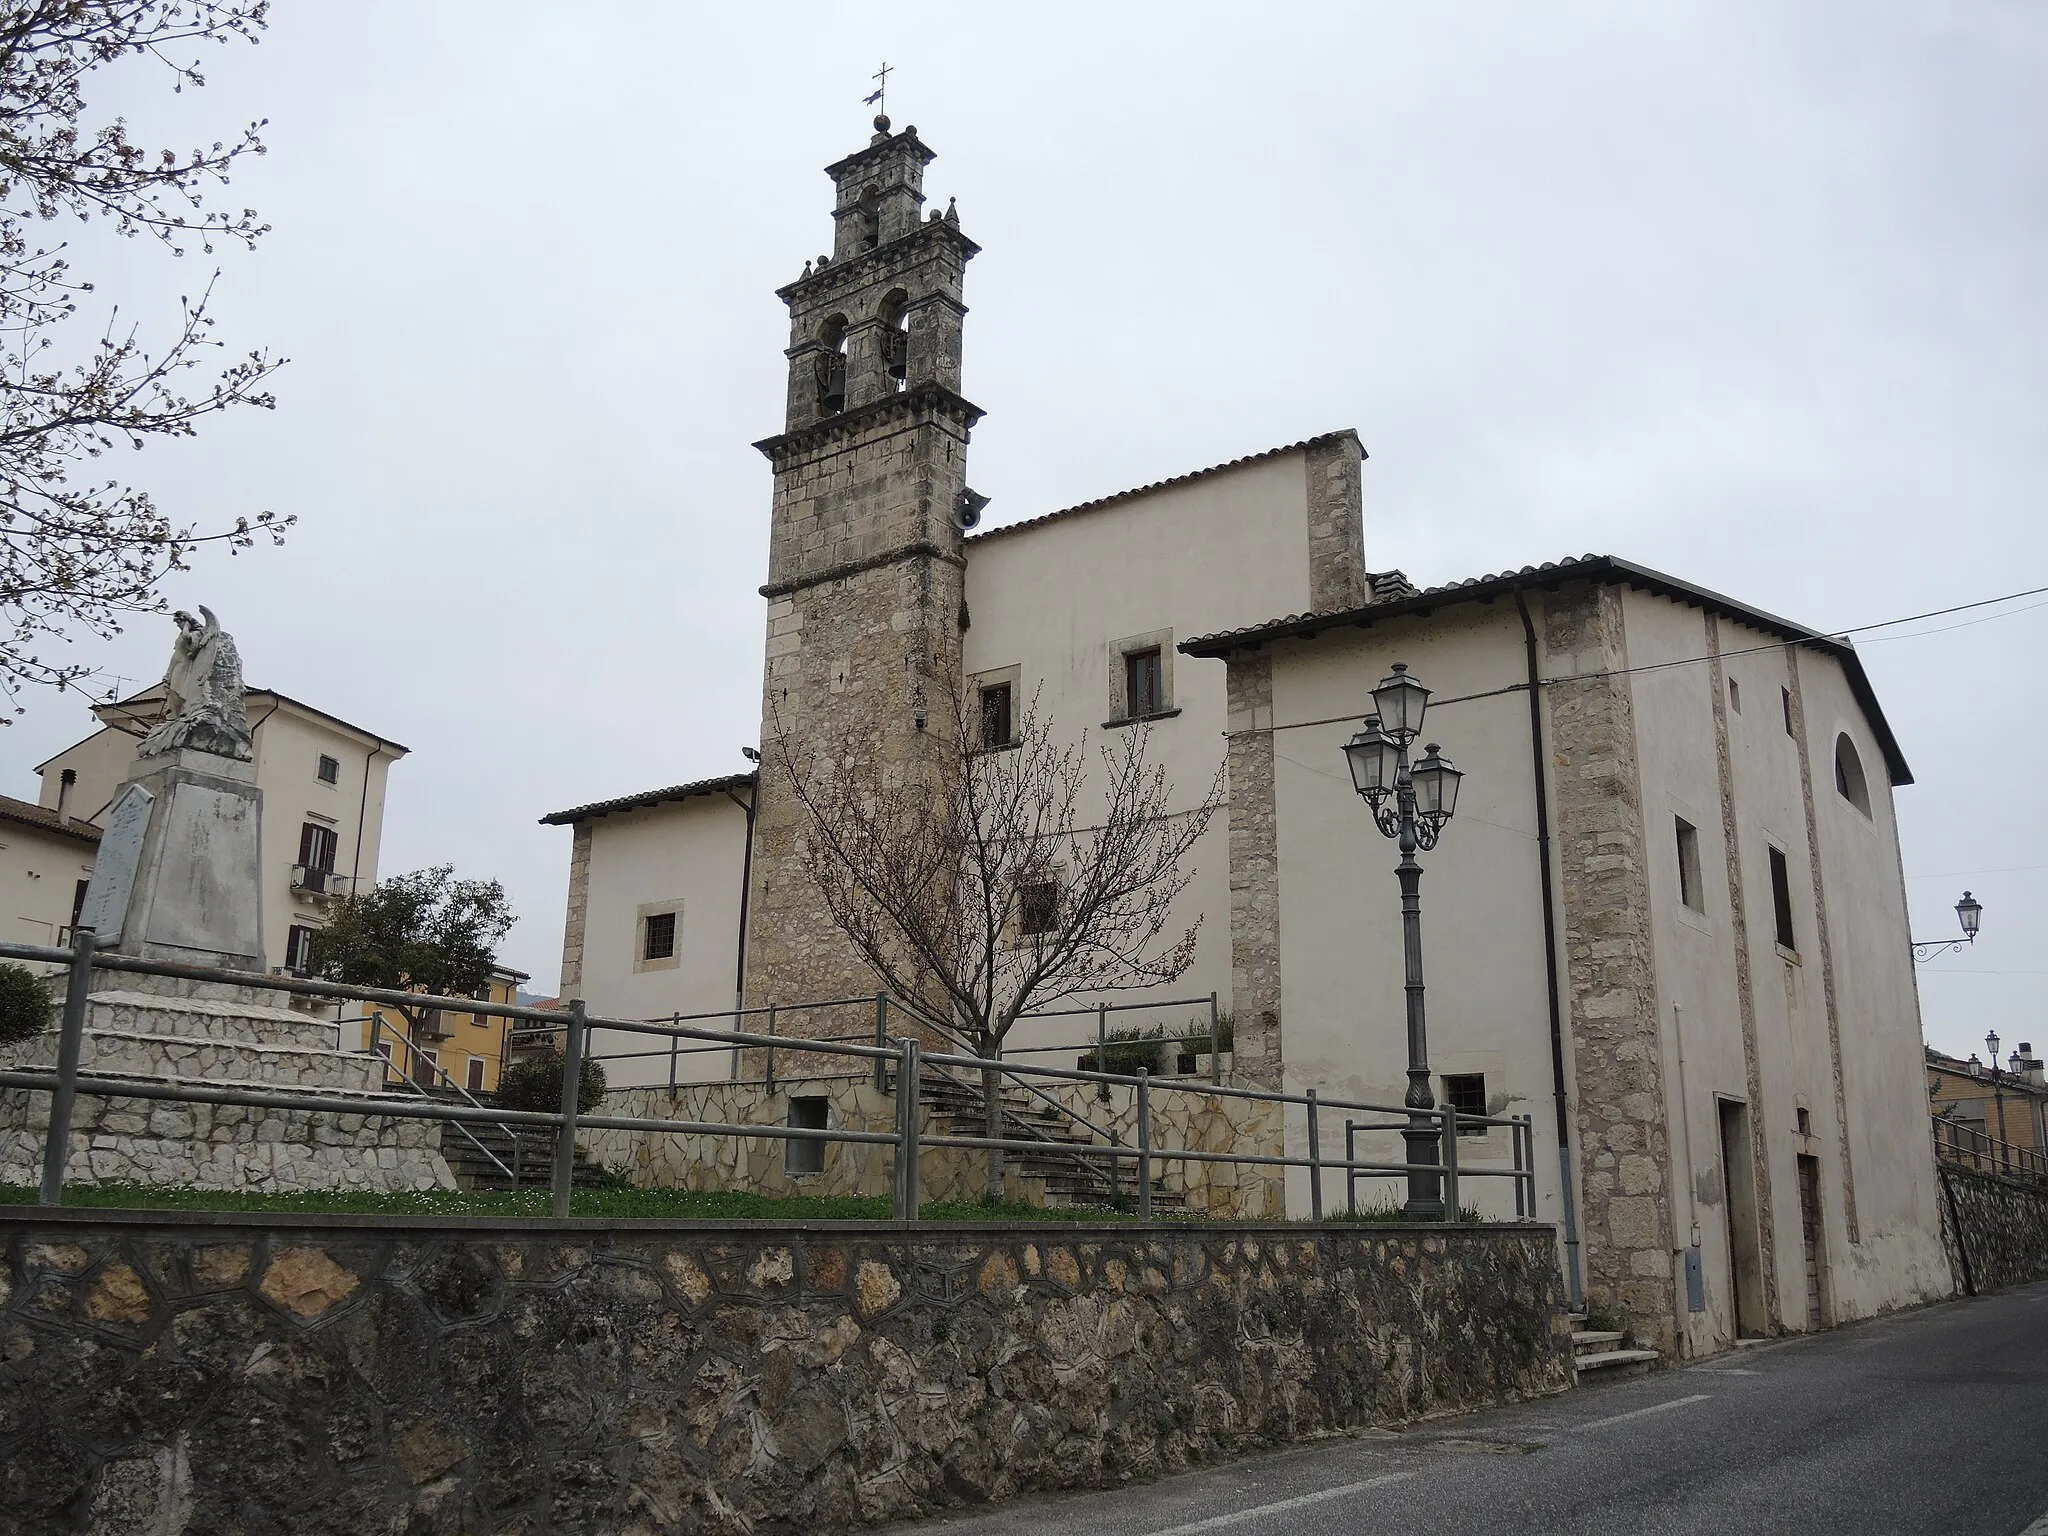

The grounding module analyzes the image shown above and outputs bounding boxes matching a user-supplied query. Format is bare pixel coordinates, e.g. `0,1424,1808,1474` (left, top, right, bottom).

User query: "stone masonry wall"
583,1078,1287,1218
1936,1163,2048,1295
558,823,592,997
1303,432,1368,615
1542,584,1678,1352
0,1210,1570,1536
1224,651,1283,1089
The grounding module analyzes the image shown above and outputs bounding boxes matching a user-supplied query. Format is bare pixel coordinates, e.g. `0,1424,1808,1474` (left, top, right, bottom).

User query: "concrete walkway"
887,1282,2048,1536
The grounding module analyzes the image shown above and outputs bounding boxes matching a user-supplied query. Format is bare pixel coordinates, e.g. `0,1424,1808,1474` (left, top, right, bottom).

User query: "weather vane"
865,61,891,117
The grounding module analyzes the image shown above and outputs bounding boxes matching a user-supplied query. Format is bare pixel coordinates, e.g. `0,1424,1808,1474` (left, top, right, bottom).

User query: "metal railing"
0,933,1538,1225
1932,1113,2048,1184
289,864,350,898
360,1013,519,1184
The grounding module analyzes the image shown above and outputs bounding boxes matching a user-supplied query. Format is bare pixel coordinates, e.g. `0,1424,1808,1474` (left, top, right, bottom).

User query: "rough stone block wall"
558,823,592,996
0,1211,1570,1535
1937,1163,2048,1294
1542,585,1677,1351
1224,652,1283,1089
1303,433,1368,614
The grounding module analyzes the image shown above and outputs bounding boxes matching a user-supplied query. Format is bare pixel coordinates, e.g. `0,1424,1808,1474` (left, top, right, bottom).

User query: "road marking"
1573,1393,1714,1431
1137,1472,1420,1535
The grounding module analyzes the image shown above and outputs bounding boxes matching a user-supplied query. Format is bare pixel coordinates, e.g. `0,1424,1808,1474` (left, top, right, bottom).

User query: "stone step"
80,971,329,1015
1573,1347,1661,1376
1572,1329,1627,1350
72,988,346,1050
10,1028,387,1095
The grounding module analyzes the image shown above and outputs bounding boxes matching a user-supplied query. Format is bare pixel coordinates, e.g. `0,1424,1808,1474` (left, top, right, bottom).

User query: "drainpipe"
351,742,378,888
724,781,758,1019
1517,590,1584,1310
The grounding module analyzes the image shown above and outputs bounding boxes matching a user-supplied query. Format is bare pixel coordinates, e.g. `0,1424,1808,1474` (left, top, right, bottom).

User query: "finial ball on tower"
874,113,890,133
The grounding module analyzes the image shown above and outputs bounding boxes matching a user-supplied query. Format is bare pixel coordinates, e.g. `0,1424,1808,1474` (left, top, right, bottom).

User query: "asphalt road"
887,1282,2048,1536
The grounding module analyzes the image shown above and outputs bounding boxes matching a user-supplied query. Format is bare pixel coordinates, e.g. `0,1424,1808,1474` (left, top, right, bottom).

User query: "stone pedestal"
0,976,454,1192
80,746,265,972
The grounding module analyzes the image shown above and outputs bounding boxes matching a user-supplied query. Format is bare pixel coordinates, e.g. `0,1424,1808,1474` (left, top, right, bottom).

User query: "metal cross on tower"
864,61,891,115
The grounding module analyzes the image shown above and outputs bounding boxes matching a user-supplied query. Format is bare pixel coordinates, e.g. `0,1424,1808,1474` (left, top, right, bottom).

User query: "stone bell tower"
744,116,982,1019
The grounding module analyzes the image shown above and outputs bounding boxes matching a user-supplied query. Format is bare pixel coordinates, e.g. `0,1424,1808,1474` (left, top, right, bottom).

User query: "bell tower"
745,116,982,1016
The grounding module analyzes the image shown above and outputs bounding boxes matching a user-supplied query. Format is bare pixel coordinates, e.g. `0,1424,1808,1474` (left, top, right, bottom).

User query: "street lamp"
1343,663,1465,1217
1912,891,1984,964
1988,1029,2012,1173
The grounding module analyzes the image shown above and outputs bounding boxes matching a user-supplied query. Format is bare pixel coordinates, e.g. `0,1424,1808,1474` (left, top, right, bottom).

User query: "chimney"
55,767,75,820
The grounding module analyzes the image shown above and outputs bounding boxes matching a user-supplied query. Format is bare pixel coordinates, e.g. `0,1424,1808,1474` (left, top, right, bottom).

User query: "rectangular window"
1125,648,1163,717
1019,880,1059,936
1728,678,1742,714
70,878,90,931
316,754,341,785
643,910,677,961
1442,1072,1489,1137
419,1047,439,1078
1781,686,1795,737
979,681,1014,749
787,1095,829,1175
285,923,317,975
1769,845,1797,951
1676,818,1704,913
297,821,339,878
465,1056,487,1093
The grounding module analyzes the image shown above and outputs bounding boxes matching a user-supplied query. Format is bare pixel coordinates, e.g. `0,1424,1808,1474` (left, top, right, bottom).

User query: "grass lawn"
0,1181,1480,1224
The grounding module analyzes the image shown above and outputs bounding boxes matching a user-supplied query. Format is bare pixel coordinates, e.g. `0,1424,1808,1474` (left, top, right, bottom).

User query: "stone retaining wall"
0,1210,1569,1535
1936,1162,2048,1294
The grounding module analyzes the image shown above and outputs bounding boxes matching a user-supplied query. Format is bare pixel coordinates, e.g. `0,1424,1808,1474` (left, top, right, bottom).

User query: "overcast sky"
3,2,2040,1064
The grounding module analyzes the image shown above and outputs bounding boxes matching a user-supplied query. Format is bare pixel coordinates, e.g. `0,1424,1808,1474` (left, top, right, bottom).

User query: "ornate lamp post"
1987,1029,2012,1174
1343,663,1465,1217
1912,891,1983,963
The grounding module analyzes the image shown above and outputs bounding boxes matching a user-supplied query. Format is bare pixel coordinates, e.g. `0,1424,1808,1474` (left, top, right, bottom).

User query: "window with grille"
1125,648,1163,717
316,754,340,785
980,681,1014,749
1019,880,1059,936
1443,1073,1489,1137
643,910,677,961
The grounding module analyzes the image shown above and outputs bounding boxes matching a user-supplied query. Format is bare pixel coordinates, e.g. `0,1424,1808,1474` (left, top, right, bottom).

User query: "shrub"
496,1048,606,1115
0,964,53,1047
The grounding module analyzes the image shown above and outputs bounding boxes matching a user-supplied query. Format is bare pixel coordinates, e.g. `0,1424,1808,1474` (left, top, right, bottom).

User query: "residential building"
543,118,1953,1356
360,964,531,1096
1928,1044,2047,1166
0,794,102,958
31,687,407,979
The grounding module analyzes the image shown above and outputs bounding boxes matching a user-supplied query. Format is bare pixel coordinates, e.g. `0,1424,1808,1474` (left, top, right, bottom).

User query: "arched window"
1834,733,1871,816
877,289,909,391
815,314,847,415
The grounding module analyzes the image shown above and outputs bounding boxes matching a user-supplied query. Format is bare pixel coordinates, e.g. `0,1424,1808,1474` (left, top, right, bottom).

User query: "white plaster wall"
34,728,135,823
963,450,1321,1063
1793,645,1952,1313
578,797,751,1088
1259,606,1559,1228
0,821,98,955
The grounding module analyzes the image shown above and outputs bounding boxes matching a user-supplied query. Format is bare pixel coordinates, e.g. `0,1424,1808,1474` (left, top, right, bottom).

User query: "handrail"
1931,1112,2048,1183
0,935,1538,1223
363,1015,517,1183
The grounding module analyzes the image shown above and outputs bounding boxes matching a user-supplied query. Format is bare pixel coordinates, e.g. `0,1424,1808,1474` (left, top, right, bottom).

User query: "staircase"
433,1101,612,1193
917,1064,1186,1213
1569,1314,1661,1380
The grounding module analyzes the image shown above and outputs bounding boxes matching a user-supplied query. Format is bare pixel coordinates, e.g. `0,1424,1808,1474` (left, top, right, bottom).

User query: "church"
542,117,1952,1360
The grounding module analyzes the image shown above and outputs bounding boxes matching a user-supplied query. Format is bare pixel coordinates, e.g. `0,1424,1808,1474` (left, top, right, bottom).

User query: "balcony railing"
290,864,350,898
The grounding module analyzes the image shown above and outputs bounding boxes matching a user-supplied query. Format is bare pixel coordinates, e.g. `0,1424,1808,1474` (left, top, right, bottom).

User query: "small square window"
979,681,1013,748
787,1095,829,1175
316,754,341,785
1442,1073,1488,1136
1675,817,1704,914
1125,648,1163,717
643,910,677,961
1019,880,1059,936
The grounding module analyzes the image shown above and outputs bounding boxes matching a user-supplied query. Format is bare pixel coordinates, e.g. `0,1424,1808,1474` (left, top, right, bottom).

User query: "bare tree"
775,676,1224,1198
0,1,288,717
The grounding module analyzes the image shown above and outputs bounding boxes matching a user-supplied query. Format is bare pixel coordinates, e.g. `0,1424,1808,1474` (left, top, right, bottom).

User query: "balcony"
291,864,351,900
